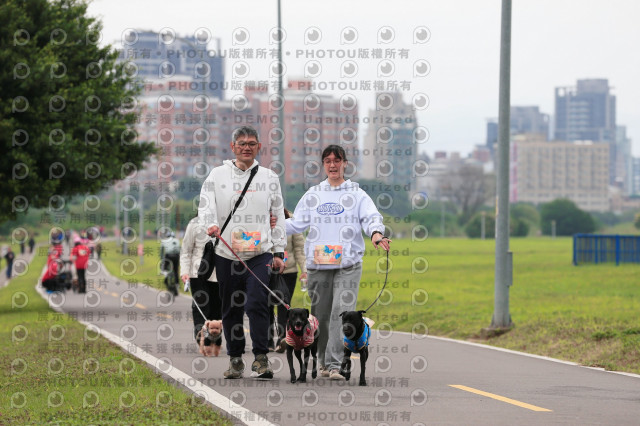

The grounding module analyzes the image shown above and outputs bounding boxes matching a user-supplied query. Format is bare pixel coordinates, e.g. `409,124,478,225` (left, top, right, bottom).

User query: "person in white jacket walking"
286,145,391,380
198,125,286,380
180,215,223,356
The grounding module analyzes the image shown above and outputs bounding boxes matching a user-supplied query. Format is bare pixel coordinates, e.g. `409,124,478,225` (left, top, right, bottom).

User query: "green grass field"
369,237,640,374
0,250,231,424
99,236,640,374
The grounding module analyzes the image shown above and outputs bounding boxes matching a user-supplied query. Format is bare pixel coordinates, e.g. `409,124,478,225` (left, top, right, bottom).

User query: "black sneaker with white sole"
223,357,244,379
250,354,273,379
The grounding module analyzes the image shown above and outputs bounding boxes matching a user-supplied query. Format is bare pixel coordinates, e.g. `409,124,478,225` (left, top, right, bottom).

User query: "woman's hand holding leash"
371,231,391,251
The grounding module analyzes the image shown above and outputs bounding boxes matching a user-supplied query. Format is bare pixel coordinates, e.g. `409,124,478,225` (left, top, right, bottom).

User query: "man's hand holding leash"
271,256,285,273
207,225,220,238
371,231,391,251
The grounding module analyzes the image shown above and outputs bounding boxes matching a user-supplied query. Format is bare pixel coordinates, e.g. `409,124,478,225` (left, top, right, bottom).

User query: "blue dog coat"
343,322,371,352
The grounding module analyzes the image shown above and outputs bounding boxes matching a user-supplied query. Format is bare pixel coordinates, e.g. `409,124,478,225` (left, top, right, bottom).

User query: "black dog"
339,310,371,386
284,308,319,383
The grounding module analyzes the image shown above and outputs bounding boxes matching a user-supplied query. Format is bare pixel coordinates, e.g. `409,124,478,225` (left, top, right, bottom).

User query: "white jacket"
180,217,217,281
198,160,286,261
286,179,384,270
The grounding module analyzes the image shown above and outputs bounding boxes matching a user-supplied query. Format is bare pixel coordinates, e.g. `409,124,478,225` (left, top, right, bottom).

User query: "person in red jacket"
42,252,60,292
71,241,90,293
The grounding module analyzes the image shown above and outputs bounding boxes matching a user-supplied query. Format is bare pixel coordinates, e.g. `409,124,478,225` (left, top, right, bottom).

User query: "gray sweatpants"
307,263,362,371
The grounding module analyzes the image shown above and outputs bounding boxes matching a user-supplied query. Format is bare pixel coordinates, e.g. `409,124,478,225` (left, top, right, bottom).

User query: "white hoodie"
198,160,286,261
286,179,384,270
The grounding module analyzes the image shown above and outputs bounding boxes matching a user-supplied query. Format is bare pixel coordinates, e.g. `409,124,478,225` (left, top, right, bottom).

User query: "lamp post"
277,0,286,201
491,0,513,330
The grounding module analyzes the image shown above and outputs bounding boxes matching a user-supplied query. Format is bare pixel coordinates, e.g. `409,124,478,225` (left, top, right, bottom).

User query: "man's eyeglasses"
235,142,259,148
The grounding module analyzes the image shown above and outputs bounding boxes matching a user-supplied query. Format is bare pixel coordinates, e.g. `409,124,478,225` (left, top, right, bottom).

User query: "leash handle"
363,239,390,313
217,234,290,310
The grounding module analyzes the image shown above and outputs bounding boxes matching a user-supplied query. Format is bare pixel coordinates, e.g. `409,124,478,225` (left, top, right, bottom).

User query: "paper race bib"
232,231,262,252
313,245,343,265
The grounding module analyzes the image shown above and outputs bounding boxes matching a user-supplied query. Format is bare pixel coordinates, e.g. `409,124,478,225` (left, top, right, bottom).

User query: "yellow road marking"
157,313,172,319
450,385,552,412
96,287,147,310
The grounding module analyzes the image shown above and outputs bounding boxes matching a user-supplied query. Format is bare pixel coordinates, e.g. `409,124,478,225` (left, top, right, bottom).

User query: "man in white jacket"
198,125,286,379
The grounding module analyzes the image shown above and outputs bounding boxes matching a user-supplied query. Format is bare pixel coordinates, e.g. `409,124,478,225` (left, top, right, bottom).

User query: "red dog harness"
285,314,319,351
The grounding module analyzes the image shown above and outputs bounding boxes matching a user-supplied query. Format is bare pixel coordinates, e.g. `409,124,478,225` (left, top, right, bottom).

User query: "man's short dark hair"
232,125,259,143
321,144,347,162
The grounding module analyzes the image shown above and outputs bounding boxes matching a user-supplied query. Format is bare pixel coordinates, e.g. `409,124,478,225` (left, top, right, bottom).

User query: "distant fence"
573,234,640,265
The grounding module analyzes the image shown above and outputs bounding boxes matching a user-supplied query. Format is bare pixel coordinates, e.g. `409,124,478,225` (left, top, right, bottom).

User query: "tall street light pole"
277,0,286,202
491,0,514,330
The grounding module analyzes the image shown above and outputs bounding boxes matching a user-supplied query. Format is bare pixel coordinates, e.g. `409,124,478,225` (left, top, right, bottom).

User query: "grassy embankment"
0,250,231,424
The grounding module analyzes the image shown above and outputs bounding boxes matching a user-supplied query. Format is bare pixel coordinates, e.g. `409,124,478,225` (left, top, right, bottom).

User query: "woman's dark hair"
321,145,347,162
283,208,292,219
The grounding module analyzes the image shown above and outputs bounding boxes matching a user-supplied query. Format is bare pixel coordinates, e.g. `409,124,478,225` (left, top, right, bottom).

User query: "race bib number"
313,245,343,265
232,231,262,252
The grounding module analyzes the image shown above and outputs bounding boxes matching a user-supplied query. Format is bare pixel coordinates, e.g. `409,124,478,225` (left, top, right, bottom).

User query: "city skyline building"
361,92,419,190
615,125,633,196
554,78,617,184
510,134,609,212
117,30,225,100
486,105,550,154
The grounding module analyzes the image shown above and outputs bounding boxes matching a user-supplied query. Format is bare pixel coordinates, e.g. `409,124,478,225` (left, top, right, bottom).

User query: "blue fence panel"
573,234,640,265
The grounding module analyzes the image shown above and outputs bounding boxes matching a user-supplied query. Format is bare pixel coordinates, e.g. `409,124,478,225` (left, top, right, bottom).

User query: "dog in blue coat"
339,310,371,386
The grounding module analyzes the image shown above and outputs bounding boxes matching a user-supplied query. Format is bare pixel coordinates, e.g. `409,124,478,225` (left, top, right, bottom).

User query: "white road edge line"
35,281,276,426
392,331,640,380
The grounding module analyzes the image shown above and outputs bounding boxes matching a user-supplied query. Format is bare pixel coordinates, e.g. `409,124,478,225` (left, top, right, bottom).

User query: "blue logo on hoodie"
317,203,344,215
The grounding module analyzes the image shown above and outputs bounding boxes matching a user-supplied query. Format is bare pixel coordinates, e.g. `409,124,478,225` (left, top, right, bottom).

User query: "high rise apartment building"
361,92,419,189
486,106,550,152
118,30,225,100
510,134,609,211
554,79,617,184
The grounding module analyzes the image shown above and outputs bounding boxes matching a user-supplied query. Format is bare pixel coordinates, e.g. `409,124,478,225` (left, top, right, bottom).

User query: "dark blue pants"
216,252,272,357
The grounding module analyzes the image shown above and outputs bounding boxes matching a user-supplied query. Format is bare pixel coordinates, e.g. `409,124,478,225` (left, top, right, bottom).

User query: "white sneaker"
329,369,344,380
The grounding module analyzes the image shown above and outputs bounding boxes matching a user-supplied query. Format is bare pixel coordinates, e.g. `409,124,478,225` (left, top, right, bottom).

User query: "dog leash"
184,279,211,322
216,234,291,310
363,238,391,313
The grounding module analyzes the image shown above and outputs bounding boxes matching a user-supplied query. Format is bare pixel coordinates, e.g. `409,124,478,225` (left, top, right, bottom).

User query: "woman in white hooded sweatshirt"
286,145,391,380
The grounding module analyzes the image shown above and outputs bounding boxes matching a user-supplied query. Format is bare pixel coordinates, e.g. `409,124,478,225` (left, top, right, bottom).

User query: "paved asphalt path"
32,254,640,426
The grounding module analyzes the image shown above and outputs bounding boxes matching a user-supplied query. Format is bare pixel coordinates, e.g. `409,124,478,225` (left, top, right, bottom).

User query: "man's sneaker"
250,354,273,379
223,357,244,379
319,365,330,378
329,369,345,380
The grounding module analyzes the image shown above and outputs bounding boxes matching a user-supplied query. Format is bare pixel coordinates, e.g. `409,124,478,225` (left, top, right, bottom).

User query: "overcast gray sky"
88,0,640,156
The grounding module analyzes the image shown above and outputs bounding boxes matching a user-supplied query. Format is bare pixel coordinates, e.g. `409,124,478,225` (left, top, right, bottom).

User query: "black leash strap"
363,238,391,313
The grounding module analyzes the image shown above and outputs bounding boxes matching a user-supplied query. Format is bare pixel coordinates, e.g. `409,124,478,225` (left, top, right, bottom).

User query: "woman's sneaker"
329,369,345,380
319,365,330,378
251,354,273,379
223,357,244,379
